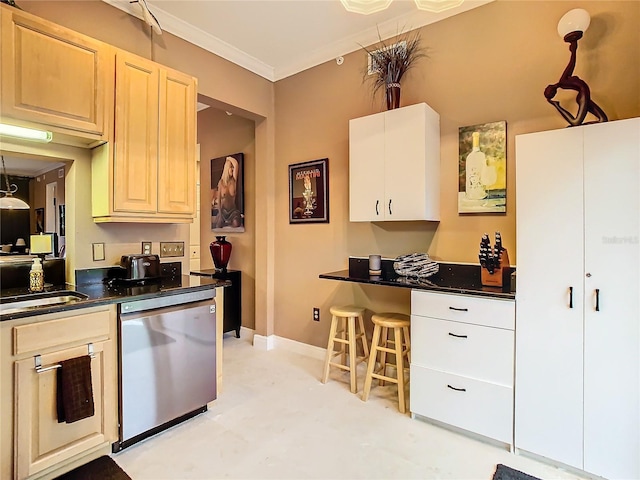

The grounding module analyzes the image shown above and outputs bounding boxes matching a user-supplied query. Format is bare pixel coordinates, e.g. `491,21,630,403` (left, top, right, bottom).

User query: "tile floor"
114,333,589,480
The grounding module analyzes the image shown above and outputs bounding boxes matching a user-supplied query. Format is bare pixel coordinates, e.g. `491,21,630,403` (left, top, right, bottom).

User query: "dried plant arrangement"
360,28,427,109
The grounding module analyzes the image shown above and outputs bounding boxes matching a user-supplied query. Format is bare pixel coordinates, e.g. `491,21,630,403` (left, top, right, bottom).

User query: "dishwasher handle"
120,289,215,314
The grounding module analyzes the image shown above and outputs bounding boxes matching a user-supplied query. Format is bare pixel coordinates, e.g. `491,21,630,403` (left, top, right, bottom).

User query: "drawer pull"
568,286,573,308
448,306,469,312
448,332,468,338
447,384,466,392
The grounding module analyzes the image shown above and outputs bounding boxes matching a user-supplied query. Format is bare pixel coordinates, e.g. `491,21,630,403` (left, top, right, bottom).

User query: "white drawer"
410,365,513,444
411,290,515,330
411,316,514,386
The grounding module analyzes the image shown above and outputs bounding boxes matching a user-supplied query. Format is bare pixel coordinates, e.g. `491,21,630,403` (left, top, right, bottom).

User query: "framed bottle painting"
289,158,329,224
458,121,507,214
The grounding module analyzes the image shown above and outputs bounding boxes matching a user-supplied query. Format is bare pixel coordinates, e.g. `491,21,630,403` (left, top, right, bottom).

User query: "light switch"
92,243,105,261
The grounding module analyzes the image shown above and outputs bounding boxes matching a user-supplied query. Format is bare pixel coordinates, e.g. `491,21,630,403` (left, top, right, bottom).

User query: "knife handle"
568,286,573,308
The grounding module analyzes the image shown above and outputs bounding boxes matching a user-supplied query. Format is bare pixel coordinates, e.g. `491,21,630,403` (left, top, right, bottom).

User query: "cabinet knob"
586,273,592,277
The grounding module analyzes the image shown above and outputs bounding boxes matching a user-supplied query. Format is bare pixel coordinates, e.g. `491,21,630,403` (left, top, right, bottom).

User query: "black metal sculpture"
544,28,608,127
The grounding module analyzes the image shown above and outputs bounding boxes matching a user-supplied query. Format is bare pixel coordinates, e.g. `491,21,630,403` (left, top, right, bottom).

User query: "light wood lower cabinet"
410,290,515,446
0,306,118,480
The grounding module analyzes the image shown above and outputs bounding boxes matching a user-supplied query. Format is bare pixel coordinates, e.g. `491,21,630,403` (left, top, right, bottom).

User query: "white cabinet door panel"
582,118,640,480
411,366,513,444
515,127,585,470
411,290,515,329
411,316,514,386
384,104,427,220
349,112,385,221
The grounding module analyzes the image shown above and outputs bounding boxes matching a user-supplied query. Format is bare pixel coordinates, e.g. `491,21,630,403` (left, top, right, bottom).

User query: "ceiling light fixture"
340,0,463,15
0,155,31,210
0,123,52,143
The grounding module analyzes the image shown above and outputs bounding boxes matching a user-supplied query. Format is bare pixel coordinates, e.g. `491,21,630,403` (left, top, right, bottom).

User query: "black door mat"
493,464,542,480
54,455,132,480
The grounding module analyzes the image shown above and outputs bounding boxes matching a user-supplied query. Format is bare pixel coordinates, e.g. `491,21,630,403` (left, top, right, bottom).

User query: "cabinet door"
14,341,115,479
158,68,196,215
514,127,585,469
349,112,385,221
384,103,434,221
582,119,640,479
114,52,159,213
0,6,108,135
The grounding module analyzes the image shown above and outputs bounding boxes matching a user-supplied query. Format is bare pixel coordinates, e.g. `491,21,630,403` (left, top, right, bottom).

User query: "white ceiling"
2,156,65,177
103,0,493,81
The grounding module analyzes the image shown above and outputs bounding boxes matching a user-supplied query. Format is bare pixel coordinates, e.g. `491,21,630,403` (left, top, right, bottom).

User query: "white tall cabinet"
515,118,639,479
349,103,440,222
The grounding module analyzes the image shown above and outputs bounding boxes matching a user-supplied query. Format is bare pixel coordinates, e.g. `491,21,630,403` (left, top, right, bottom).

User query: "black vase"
386,83,401,110
210,236,232,272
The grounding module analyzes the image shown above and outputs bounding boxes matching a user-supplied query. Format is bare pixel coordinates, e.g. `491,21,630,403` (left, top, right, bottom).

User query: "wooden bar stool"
362,312,411,413
321,306,369,394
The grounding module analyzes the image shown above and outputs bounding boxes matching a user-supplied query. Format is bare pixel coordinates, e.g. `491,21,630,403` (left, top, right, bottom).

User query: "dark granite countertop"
0,274,230,322
320,258,515,300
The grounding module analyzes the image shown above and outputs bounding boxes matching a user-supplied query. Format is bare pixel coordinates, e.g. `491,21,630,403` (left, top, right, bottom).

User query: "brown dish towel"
57,355,95,423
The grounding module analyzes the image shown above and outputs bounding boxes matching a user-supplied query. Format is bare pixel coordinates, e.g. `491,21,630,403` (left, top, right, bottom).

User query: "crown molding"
101,0,275,81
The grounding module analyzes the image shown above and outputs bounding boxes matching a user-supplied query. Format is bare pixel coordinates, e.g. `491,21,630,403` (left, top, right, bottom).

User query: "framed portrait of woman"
211,153,244,232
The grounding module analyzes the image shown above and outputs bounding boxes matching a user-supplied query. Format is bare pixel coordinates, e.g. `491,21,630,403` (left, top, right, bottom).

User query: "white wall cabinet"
410,290,515,445
349,103,440,222
515,118,639,480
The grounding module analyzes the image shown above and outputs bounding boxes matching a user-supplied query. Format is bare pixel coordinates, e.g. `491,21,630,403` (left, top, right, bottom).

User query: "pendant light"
0,155,30,210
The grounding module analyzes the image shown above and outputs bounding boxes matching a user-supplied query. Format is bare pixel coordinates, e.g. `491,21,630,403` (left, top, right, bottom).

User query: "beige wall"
273,1,640,346
6,1,639,348
198,107,256,330
13,1,276,335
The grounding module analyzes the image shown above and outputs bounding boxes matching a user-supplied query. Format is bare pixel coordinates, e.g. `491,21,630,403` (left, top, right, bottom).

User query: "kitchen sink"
0,291,89,316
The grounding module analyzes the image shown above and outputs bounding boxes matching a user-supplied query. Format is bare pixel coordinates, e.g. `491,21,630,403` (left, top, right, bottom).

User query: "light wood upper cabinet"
93,51,197,223
158,68,196,215
114,52,159,214
0,306,118,480
0,4,111,140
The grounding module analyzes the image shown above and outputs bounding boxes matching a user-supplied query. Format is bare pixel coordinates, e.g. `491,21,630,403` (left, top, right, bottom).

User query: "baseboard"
251,333,325,360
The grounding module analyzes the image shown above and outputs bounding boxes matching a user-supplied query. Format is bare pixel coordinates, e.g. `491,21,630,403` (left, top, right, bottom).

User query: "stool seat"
330,305,365,318
321,305,369,394
371,313,410,328
363,312,411,413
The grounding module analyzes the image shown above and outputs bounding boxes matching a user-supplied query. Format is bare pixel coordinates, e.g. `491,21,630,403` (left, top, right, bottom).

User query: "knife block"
481,249,511,288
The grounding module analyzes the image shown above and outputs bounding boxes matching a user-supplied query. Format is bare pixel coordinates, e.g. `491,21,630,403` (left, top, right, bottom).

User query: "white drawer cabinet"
411,316,513,386
411,366,513,444
410,290,515,446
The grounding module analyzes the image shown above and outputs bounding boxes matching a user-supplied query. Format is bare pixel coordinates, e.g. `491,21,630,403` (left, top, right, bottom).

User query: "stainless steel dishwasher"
114,289,217,451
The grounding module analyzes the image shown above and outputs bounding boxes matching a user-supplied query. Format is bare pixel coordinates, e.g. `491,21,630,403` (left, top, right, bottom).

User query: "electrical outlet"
160,241,185,257
313,307,320,322
142,241,152,254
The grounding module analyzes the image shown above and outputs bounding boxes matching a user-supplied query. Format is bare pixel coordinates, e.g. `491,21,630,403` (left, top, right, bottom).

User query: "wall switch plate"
142,241,152,255
160,241,185,257
92,243,105,261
